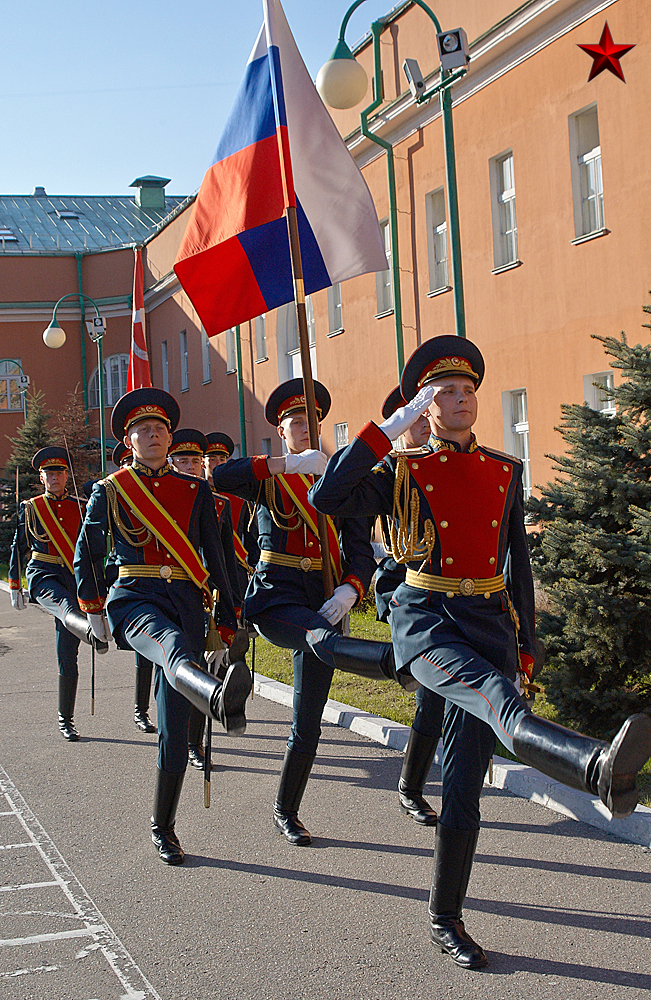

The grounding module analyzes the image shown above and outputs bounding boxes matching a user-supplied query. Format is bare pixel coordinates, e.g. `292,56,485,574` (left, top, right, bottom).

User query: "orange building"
1,0,648,496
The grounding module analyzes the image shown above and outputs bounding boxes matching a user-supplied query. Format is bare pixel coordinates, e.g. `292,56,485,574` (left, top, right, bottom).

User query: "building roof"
0,187,192,255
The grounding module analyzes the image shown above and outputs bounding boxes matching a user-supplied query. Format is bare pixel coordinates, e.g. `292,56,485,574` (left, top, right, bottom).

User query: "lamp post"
317,0,469,354
43,294,107,476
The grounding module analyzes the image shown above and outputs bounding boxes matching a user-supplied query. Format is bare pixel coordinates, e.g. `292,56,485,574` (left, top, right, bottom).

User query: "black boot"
398,729,438,825
134,658,156,732
187,706,206,768
429,824,487,969
63,609,109,654
512,712,651,819
331,635,419,693
151,768,185,865
273,748,315,846
175,659,251,736
58,674,80,741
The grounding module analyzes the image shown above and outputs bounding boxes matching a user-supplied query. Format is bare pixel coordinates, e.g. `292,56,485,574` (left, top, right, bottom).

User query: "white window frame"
489,151,518,269
226,328,237,374
161,340,169,392
375,219,393,315
569,104,605,239
89,354,129,409
583,371,615,416
261,437,272,457
327,283,344,336
179,330,189,392
276,302,316,380
425,188,449,293
201,327,211,384
334,422,349,450
502,388,531,500
255,315,267,362
0,359,25,412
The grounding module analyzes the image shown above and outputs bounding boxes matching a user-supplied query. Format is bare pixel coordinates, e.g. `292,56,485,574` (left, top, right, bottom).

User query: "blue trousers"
117,603,202,774
413,683,445,740
34,579,81,678
253,605,342,756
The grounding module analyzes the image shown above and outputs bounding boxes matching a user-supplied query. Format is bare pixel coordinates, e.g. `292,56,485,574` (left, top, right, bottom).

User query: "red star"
578,22,635,82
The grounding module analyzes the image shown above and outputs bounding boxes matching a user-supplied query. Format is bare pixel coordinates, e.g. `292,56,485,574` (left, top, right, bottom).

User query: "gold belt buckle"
299,557,312,572
459,578,476,597
159,565,173,580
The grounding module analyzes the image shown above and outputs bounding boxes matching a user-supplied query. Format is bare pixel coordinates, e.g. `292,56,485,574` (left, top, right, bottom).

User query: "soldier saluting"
74,388,251,865
9,447,108,741
311,335,651,969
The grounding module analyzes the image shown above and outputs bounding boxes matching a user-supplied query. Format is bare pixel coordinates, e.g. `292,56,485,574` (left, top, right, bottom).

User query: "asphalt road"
0,600,650,1000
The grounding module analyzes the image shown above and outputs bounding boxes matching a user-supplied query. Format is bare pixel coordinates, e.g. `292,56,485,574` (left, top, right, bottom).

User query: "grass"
253,604,651,808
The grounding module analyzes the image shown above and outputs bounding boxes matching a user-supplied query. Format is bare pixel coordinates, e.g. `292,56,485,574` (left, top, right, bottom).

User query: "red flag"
127,248,152,390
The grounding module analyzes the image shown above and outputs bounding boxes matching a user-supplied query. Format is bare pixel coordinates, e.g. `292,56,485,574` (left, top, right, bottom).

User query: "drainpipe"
75,253,89,416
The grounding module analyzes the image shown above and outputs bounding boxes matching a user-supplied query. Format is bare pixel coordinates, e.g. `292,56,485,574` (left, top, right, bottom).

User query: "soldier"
74,388,251,865
168,427,243,771
311,336,651,969
374,387,445,827
213,378,412,847
112,442,156,734
9,447,108,741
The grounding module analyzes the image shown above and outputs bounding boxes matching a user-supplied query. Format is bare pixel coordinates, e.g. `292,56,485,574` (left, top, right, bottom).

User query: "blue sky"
2,0,399,197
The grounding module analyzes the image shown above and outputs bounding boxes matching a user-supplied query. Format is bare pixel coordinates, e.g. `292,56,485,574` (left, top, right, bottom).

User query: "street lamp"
317,0,470,356
43,294,107,476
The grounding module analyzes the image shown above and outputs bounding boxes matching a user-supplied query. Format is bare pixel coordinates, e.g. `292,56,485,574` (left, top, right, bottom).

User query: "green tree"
528,333,651,738
51,385,101,487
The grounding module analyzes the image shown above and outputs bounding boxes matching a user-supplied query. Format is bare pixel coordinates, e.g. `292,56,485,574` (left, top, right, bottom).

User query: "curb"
253,674,651,849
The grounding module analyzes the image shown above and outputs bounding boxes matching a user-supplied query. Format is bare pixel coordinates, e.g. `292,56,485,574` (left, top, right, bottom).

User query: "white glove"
88,613,112,643
284,450,328,476
10,590,26,610
379,385,435,442
205,647,228,669
318,583,358,626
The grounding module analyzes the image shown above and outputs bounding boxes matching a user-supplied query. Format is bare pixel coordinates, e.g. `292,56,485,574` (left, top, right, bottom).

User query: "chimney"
130,176,170,211
32,186,47,197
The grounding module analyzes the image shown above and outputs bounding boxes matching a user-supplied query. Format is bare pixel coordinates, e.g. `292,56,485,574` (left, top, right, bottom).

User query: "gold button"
154,481,159,487
308,541,314,547
503,465,509,472
445,557,453,565
480,455,485,462
440,521,448,528
484,592,491,599
440,455,447,463
492,520,498,527
190,483,196,489
446,591,455,599
160,565,173,580
499,485,505,493
59,518,63,522
489,557,495,565
426,484,433,492
412,462,419,470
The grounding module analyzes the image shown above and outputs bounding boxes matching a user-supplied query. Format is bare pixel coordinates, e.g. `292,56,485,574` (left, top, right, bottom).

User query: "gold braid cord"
24,500,49,544
264,477,303,532
389,456,435,566
103,478,152,549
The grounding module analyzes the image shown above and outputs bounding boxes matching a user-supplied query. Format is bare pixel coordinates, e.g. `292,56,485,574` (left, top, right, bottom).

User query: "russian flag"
174,0,388,338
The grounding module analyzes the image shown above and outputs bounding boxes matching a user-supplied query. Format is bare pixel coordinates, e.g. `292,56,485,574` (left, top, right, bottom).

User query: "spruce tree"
51,385,101,486
528,334,651,739
0,388,52,565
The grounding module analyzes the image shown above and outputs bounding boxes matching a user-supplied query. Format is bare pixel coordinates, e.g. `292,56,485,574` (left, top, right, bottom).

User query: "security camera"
436,28,470,71
403,58,426,100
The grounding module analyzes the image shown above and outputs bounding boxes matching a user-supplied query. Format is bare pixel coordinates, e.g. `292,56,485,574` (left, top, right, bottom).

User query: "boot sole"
219,660,252,736
600,714,651,818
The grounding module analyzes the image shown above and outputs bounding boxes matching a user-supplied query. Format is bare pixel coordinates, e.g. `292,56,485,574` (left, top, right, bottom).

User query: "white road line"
0,881,59,893
0,963,59,979
0,842,34,851
0,926,104,948
0,767,162,999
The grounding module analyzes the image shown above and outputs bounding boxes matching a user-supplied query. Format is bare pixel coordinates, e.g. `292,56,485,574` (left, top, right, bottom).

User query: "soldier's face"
403,413,431,448
170,455,203,477
126,419,173,468
203,453,228,479
40,468,68,495
427,376,478,434
278,410,317,454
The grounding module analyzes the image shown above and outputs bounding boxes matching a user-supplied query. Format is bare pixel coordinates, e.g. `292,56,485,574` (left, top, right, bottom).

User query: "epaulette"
479,445,521,464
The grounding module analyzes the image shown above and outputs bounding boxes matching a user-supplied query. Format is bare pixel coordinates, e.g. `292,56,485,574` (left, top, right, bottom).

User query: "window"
376,219,393,314
276,302,317,380
0,360,24,411
490,151,518,268
425,189,449,292
226,328,237,373
502,388,531,499
255,315,267,361
232,443,241,459
261,437,272,457
89,354,129,408
179,330,189,391
334,422,349,450
305,295,316,347
201,327,211,383
569,105,604,238
327,283,343,336
161,341,169,392
584,371,615,415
